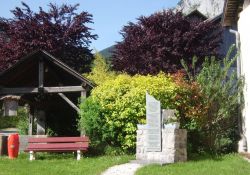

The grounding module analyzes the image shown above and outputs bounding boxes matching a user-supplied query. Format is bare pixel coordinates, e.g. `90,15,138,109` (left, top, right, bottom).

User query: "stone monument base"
136,126,187,164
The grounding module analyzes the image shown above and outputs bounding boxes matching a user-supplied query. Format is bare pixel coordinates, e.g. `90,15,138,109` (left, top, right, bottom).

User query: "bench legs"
77,150,81,160
29,150,82,160
29,151,35,161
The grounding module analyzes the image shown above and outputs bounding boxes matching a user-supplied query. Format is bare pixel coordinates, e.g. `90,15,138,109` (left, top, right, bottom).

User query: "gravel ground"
101,162,143,175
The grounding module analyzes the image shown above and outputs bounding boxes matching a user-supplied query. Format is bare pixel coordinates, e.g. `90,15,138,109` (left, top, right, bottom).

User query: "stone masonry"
136,125,187,164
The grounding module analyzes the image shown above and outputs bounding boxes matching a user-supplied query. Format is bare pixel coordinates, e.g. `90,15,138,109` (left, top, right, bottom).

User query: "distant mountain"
99,45,115,62
176,0,225,18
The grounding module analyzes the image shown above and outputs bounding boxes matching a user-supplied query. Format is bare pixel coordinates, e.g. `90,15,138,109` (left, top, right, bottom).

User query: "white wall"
238,5,250,152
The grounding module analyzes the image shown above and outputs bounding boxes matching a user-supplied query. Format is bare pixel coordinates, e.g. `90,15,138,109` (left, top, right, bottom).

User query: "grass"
136,154,250,175
0,153,134,175
2,153,249,175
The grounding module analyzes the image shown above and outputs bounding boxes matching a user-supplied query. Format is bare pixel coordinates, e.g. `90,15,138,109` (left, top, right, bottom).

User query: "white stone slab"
145,92,161,152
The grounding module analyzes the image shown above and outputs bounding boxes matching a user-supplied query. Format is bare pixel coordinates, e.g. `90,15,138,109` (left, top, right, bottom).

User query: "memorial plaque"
146,92,161,152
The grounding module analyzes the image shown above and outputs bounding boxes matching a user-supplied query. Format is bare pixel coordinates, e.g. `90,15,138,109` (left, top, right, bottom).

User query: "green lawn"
0,153,134,175
1,153,249,175
136,154,250,175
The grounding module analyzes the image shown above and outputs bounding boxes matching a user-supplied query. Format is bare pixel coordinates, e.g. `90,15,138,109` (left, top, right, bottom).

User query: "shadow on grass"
82,145,134,158
20,151,134,160
188,153,224,162
0,152,80,160
35,152,77,160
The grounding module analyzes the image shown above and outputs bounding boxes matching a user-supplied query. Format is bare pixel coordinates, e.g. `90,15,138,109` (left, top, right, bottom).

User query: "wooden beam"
0,86,85,95
0,87,38,94
244,0,250,9
48,58,87,84
44,86,84,93
58,93,80,113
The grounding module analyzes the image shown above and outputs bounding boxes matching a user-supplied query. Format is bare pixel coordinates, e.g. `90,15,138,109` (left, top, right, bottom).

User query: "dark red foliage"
112,10,222,75
0,2,97,72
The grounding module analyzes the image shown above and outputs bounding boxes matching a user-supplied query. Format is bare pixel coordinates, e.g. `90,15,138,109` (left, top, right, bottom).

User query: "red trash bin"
8,134,19,159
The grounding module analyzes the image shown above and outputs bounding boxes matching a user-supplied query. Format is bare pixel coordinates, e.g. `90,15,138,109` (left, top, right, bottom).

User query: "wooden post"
28,107,34,135
81,90,86,99
80,90,87,136
29,151,35,161
38,58,44,90
36,109,46,135
77,150,81,160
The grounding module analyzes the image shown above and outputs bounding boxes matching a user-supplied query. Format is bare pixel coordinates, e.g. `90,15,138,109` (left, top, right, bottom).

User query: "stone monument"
136,93,187,164
145,92,161,152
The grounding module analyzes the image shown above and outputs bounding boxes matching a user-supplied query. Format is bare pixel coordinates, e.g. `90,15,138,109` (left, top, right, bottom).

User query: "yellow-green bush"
85,52,116,85
79,49,242,154
79,73,179,152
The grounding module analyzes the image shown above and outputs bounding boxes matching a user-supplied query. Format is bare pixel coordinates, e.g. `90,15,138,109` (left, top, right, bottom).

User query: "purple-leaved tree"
0,2,97,72
112,10,222,75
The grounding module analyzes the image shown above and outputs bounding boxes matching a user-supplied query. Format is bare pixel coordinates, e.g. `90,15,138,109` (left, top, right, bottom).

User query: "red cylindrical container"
8,134,19,159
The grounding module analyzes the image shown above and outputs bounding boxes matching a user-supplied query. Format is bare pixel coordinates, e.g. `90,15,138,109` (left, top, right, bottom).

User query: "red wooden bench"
24,136,89,161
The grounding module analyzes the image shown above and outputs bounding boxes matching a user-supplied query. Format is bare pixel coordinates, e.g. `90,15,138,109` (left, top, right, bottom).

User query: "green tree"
86,52,116,85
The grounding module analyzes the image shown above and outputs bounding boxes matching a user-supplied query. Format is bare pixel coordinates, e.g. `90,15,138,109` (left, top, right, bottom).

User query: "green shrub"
16,108,29,135
197,57,243,152
78,97,104,146
0,116,19,129
103,145,126,156
94,73,179,151
46,127,58,136
0,107,29,135
79,73,180,152
182,46,244,153
172,71,208,153
80,48,242,154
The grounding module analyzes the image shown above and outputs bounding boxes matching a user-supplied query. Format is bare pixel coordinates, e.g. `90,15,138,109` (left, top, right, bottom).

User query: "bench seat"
24,136,89,160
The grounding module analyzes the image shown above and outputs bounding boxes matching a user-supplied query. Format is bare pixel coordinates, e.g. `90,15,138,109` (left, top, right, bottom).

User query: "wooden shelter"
0,50,93,136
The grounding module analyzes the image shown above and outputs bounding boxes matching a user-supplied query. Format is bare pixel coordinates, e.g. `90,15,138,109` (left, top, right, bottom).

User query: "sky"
0,0,180,51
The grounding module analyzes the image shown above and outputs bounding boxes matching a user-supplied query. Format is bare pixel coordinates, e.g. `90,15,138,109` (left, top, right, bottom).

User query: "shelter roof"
223,0,243,26
0,50,94,88
186,9,208,21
